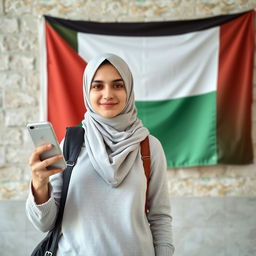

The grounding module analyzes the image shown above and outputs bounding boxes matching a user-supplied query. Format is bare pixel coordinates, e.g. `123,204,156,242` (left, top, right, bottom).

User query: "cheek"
120,91,127,108
124,94,127,105
121,89,127,101
89,92,98,107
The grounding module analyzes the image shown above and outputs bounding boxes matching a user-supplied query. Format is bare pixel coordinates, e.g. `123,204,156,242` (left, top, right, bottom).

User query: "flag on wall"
41,10,254,168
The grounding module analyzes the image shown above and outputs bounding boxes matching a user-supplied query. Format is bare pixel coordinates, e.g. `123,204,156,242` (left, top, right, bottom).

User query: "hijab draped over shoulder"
82,53,149,187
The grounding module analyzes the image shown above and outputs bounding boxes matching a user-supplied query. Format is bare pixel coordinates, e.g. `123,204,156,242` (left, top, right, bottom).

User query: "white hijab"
82,53,149,187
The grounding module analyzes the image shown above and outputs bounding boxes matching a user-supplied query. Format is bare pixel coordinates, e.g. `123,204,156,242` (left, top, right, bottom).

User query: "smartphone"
27,121,67,170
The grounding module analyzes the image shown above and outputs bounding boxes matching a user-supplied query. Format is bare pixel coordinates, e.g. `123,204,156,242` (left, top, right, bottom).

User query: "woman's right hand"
28,144,64,204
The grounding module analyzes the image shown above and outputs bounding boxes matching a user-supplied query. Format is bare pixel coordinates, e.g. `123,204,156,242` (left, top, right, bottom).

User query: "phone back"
27,121,66,170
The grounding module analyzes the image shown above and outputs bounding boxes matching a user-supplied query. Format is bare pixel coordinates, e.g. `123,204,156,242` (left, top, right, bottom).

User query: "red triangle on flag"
45,22,87,141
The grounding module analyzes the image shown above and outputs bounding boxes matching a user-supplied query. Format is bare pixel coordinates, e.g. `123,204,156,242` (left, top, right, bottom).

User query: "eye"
113,83,125,89
91,84,103,90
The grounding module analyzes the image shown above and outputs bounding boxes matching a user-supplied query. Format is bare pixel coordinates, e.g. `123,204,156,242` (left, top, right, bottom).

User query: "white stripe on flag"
78,27,219,101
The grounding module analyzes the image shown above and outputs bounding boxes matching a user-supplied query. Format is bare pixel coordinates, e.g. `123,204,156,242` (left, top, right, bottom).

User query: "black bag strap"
50,126,85,254
57,126,84,224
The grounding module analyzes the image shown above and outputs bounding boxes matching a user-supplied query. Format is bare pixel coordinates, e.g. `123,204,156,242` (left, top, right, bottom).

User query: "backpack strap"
140,136,151,213
51,126,84,253
63,126,85,169
61,126,85,215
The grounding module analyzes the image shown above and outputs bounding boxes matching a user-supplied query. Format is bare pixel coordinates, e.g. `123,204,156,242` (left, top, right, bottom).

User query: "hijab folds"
82,53,149,187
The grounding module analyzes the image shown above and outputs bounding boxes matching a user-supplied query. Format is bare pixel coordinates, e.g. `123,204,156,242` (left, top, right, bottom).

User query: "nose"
103,86,113,100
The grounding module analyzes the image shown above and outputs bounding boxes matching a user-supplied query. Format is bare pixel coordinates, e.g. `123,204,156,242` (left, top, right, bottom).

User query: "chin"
100,111,121,118
103,114,117,118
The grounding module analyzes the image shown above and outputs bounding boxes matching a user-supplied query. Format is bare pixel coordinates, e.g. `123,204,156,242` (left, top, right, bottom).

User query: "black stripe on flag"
45,11,247,36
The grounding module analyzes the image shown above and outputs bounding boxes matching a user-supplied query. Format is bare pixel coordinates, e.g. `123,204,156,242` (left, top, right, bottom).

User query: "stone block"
0,89,2,107
0,147,4,166
0,55,9,71
197,165,227,178
174,167,201,178
0,72,23,89
195,1,247,16
5,108,39,126
101,1,128,17
0,181,29,199
19,14,38,34
0,166,23,182
192,178,230,196
168,165,227,180
24,71,40,90
0,34,37,52
168,178,195,196
0,127,22,145
0,17,19,33
168,176,256,196
6,145,31,164
18,34,38,51
4,0,33,15
0,0,3,14
0,109,4,124
9,54,35,70
225,163,256,178
0,36,4,52
4,90,38,108
159,0,197,20
33,0,91,19
0,35,13,52
23,165,32,183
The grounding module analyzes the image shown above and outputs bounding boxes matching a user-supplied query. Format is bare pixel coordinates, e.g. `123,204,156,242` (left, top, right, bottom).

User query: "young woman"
26,53,174,256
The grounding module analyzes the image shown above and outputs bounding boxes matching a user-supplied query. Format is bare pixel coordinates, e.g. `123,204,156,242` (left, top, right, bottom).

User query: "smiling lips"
100,102,118,108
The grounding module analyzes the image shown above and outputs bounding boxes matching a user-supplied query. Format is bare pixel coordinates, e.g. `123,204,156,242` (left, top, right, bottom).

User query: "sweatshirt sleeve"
25,178,60,232
25,141,64,233
147,135,175,256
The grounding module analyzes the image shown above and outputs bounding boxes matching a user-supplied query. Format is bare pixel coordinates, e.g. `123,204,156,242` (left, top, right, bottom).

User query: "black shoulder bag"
31,127,84,256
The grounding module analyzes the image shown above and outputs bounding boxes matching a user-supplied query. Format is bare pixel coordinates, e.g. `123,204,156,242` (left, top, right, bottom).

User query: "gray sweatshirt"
26,135,174,256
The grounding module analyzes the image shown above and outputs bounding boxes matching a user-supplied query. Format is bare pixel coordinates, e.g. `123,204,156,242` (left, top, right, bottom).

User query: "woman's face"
90,64,127,118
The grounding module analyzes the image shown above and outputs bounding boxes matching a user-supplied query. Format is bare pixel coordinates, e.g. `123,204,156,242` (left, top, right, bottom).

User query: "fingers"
33,167,64,182
29,144,52,166
32,168,64,191
31,154,64,174
28,144,65,187
31,158,64,189
41,154,64,169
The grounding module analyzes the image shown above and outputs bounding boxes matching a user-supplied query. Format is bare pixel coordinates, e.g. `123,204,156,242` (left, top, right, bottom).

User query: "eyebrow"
91,79,124,83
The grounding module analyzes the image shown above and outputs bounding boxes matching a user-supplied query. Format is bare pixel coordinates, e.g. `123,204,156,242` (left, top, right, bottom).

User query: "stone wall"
0,0,256,200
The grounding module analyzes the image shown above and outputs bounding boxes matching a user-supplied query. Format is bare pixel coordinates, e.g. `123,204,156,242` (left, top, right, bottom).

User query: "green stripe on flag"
136,92,217,167
47,21,78,52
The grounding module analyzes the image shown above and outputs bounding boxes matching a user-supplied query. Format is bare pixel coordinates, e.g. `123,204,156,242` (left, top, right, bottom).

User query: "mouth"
100,102,118,108
100,102,117,105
